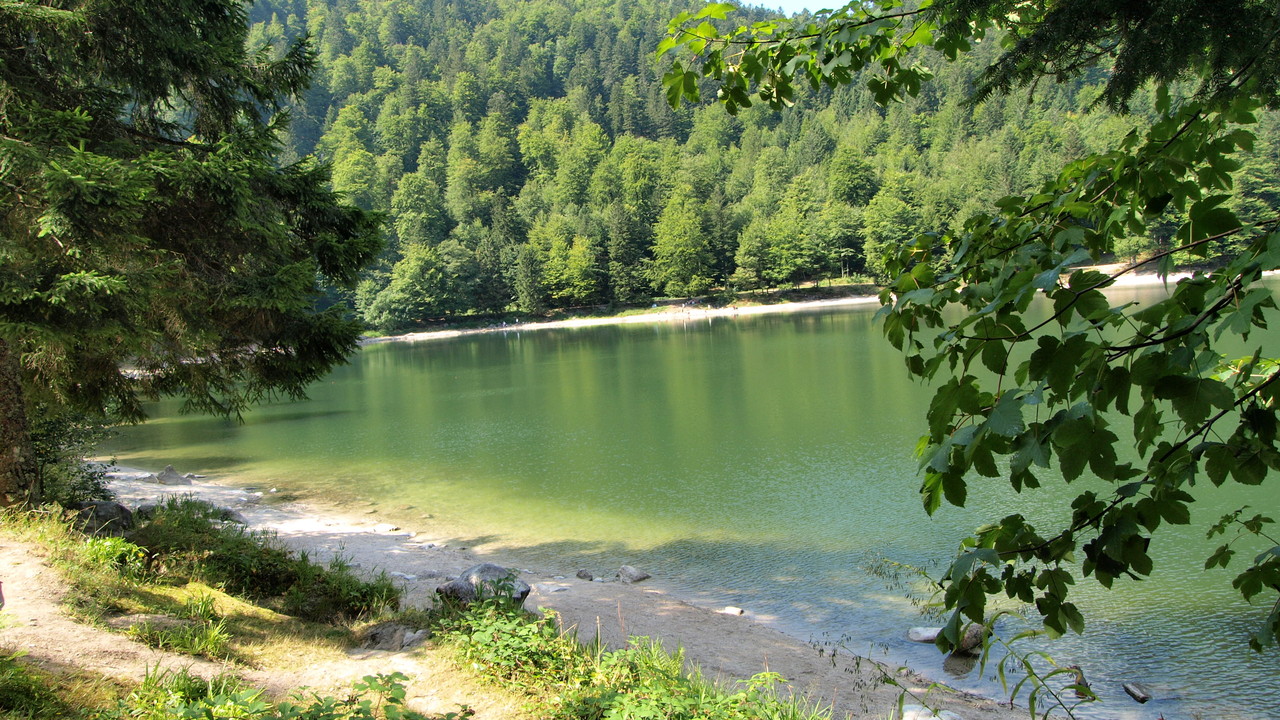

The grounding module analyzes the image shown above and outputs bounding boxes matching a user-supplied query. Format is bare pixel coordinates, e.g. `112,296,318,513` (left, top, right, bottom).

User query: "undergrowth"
127,497,400,622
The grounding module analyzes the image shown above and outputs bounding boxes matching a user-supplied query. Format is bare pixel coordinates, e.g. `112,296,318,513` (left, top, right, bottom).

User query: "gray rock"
153,465,191,485
575,569,594,581
953,623,988,656
216,508,246,524
436,563,530,605
617,565,651,584
389,571,417,581
73,501,134,536
403,628,432,647
362,623,409,651
133,503,161,521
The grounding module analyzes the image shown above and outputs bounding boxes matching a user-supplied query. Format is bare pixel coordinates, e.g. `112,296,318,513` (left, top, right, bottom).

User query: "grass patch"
433,593,833,720
0,651,130,719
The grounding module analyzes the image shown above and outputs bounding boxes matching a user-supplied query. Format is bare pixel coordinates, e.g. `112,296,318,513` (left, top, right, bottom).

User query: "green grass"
432,592,834,720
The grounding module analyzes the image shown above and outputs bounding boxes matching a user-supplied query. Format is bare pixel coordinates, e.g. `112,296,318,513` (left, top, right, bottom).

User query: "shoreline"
104,466,1026,720
361,266,1196,347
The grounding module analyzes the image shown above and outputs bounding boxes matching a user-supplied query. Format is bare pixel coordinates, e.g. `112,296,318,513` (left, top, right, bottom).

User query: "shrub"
28,407,116,507
281,553,400,623
127,498,400,623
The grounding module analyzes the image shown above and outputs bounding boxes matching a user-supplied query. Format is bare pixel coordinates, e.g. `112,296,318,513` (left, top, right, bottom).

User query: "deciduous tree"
663,0,1280,650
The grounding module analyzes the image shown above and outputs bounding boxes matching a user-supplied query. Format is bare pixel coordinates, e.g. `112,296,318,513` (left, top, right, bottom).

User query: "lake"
108,287,1279,720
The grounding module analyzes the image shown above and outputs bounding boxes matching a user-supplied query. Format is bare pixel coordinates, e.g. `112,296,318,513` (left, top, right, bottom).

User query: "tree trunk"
0,337,38,506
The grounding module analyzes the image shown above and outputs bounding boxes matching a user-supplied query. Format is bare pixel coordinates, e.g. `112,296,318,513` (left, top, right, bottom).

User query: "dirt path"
0,536,528,718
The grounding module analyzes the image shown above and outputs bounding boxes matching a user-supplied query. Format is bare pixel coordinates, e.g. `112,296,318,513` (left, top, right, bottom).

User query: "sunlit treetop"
660,0,1280,112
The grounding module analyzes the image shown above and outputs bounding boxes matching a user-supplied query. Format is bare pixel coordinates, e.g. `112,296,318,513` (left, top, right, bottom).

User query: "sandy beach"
360,264,1198,348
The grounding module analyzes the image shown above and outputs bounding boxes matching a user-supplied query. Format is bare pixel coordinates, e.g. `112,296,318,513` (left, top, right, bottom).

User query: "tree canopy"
663,0,1280,652
0,0,381,504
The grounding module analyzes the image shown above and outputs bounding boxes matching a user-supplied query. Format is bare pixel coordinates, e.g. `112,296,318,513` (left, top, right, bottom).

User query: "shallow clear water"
109,292,1279,719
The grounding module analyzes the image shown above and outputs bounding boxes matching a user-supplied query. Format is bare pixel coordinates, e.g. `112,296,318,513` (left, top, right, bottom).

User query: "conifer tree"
0,0,381,505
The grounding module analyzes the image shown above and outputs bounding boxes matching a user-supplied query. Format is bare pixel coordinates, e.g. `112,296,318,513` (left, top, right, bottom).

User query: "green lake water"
109,289,1279,719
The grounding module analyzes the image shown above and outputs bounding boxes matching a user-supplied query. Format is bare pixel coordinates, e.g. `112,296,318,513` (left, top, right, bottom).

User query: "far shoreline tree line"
251,0,1280,332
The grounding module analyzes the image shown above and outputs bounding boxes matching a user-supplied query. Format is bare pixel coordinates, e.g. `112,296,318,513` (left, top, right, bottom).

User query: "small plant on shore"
282,552,399,623
81,536,149,579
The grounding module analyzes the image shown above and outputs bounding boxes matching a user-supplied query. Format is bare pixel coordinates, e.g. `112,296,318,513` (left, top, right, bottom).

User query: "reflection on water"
109,294,1279,720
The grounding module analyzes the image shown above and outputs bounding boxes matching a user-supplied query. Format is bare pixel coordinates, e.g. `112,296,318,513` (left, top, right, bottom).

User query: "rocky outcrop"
435,563,530,605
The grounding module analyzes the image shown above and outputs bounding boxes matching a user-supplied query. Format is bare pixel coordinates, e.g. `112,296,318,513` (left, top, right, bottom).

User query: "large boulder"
953,623,988,656
436,563,530,605
617,565,651,584
73,501,134,536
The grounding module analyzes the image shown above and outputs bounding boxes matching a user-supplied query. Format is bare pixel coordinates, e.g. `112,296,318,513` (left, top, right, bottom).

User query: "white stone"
720,606,745,615
899,705,962,720
908,627,941,643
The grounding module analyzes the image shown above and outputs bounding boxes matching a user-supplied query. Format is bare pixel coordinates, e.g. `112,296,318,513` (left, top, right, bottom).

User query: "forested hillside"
248,0,1280,330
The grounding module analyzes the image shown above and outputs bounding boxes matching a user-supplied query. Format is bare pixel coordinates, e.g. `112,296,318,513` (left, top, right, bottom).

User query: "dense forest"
247,0,1280,330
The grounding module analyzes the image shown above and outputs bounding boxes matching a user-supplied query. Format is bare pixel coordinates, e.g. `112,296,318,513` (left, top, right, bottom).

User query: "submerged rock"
908,627,941,643
1123,682,1153,703
900,705,963,720
436,563,531,605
